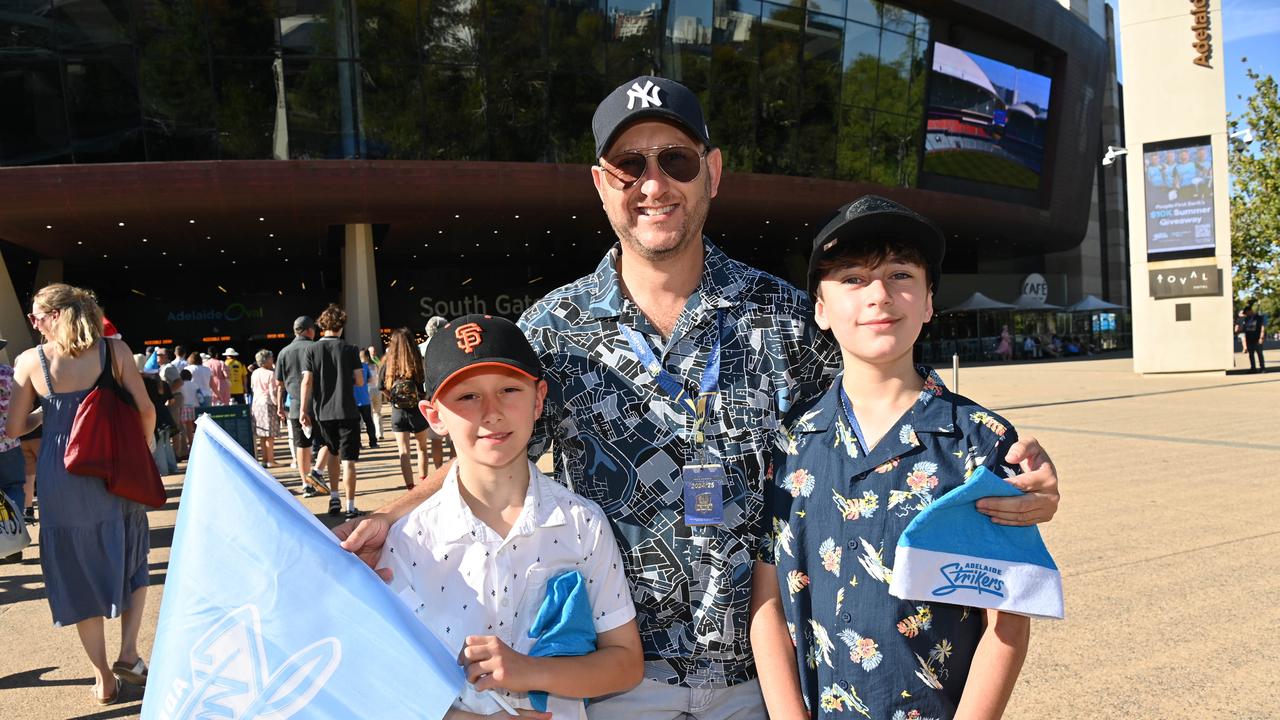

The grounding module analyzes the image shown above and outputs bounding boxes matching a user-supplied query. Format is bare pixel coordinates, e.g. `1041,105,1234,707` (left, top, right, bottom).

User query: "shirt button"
847,540,857,550
841,612,852,623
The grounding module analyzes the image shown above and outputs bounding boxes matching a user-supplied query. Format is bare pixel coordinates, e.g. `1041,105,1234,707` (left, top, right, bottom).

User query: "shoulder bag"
64,342,168,508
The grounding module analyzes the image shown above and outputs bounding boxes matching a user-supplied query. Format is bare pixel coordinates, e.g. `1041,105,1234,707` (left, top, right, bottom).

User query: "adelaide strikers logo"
454,322,484,354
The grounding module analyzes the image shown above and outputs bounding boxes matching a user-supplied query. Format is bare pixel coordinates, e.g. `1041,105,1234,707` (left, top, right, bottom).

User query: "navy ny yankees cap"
807,195,946,296
593,76,713,158
423,314,543,402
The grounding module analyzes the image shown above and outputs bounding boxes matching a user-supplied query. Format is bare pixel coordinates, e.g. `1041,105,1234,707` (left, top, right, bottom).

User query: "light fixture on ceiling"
77,241,83,245
527,276,543,285
217,285,227,293
45,225,52,229
461,277,473,286
189,219,195,224
259,217,265,222
301,281,306,290
142,238,148,243
131,289,145,297
454,214,460,219
390,279,397,287
117,222,125,227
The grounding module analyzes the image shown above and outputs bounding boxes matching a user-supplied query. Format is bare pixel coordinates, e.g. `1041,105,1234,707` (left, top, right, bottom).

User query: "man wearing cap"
342,76,1061,718
224,348,247,404
275,316,326,498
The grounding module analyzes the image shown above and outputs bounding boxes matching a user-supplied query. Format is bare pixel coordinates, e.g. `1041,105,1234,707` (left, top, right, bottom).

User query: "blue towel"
889,466,1064,619
527,570,597,712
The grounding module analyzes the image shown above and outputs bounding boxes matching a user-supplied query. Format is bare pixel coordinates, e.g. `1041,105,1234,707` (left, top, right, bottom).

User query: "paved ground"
1,348,1277,719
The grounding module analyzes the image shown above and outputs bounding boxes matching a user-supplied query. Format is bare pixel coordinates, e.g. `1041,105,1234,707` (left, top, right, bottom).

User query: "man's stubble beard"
609,175,712,262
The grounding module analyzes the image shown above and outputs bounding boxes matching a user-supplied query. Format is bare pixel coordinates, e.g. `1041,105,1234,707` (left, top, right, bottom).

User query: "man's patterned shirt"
518,240,840,688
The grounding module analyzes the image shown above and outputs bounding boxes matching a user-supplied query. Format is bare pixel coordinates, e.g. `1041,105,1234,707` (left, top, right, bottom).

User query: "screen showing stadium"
923,42,1053,190
1142,136,1216,256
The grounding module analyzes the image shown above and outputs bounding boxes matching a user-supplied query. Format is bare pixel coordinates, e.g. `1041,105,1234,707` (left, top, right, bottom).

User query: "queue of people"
2,76,1067,716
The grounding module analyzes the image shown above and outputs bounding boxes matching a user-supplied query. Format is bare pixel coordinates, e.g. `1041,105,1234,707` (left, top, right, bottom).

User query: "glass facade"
0,0,929,183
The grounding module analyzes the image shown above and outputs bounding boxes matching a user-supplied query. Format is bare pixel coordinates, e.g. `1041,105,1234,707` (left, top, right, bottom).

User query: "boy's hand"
335,515,393,581
976,435,1060,526
460,635,539,693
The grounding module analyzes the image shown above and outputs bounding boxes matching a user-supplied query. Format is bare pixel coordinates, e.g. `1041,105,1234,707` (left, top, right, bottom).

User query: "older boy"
751,196,1031,719
378,314,644,719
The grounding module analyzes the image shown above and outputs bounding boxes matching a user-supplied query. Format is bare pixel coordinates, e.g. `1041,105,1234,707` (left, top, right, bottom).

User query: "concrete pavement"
1,348,1277,718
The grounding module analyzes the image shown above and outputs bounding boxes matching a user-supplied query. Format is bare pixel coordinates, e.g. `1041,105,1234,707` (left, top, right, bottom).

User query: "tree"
1228,63,1280,321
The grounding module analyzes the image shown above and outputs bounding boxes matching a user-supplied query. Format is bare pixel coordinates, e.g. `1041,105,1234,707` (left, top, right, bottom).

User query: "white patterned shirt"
379,461,636,716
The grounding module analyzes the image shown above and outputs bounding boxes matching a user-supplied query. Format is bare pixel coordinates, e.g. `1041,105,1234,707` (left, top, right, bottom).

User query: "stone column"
341,223,381,350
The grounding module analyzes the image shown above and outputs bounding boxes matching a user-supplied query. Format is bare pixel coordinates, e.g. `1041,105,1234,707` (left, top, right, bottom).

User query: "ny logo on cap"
455,323,484,354
626,80,662,110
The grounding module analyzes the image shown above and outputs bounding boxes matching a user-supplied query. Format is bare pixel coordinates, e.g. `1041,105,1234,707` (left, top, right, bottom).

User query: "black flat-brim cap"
807,195,946,296
592,75,713,158
424,314,543,402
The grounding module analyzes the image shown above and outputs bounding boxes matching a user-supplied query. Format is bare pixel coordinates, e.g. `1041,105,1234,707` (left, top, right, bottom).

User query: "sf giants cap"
807,195,946,296
592,75,713,159
423,314,543,402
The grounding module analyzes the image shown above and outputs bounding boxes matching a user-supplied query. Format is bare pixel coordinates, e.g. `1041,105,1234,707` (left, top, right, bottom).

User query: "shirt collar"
585,239,744,320
789,366,959,440
436,461,567,543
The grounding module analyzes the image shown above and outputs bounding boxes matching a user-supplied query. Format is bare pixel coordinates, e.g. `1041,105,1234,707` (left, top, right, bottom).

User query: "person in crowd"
1236,303,1267,373
355,349,378,450
1022,333,1039,359
251,350,280,468
138,353,178,475
996,324,1014,361
19,425,41,523
365,343,384,442
4,283,153,705
204,347,229,405
0,337,26,524
276,316,328,498
337,76,1061,718
298,304,365,519
184,352,213,408
751,196,1030,719
168,345,189,374
379,328,431,491
177,368,197,444
377,314,644,719
418,315,448,359
224,348,247,404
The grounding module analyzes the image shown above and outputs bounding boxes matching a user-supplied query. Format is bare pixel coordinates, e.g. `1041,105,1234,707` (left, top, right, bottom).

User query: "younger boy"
750,196,1031,719
377,314,644,719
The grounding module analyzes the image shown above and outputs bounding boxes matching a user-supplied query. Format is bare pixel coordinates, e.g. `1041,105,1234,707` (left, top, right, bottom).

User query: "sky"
1220,0,1280,125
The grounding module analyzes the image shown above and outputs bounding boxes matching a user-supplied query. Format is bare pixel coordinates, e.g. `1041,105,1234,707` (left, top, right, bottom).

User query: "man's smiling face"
592,120,722,262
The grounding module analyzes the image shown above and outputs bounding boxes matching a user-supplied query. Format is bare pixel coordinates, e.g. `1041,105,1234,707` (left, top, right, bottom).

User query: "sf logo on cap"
455,322,484,354
627,80,662,110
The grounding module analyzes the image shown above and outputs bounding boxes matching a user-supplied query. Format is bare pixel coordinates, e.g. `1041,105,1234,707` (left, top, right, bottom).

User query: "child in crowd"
176,368,197,450
377,314,643,719
751,196,1031,719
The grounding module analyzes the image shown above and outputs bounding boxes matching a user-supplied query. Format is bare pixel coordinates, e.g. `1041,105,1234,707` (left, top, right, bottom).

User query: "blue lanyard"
837,383,871,452
618,311,722,448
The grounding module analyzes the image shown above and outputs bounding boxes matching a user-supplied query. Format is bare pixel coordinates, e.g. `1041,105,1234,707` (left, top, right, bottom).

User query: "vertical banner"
143,417,464,719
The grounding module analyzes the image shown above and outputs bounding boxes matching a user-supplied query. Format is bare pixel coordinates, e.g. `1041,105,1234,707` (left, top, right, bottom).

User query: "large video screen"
923,42,1052,190
1142,137,1215,256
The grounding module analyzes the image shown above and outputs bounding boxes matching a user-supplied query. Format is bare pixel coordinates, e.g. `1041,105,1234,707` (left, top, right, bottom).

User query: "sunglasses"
600,145,707,190
27,311,54,326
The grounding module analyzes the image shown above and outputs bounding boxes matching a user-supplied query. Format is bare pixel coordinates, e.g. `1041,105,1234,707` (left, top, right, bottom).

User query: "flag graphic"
143,416,464,719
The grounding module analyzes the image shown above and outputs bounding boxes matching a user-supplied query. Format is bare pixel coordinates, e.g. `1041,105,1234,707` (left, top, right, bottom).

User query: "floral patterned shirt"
518,240,841,688
759,367,1019,718
0,365,21,453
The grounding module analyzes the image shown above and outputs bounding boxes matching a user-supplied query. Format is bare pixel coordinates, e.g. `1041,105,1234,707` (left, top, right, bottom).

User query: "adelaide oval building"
0,0,1125,361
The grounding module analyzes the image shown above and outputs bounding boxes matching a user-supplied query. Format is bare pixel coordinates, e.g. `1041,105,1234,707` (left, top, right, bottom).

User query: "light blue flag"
142,416,465,719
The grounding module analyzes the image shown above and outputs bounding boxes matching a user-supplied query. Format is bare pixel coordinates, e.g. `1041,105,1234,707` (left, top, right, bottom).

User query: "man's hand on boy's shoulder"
975,435,1061,526
460,635,542,694
335,515,393,581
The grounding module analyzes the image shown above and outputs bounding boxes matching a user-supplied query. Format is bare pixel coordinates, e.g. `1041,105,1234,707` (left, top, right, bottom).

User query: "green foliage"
1229,64,1280,319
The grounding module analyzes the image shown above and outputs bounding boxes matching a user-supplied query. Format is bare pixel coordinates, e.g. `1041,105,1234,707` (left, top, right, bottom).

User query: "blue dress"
35,342,150,627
